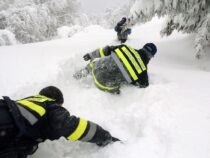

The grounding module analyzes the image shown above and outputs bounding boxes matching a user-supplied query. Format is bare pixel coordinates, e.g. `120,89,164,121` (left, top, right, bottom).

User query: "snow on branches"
0,0,83,44
129,0,210,59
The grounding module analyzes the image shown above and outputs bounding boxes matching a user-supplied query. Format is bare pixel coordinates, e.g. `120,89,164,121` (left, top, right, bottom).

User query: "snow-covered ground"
0,17,210,158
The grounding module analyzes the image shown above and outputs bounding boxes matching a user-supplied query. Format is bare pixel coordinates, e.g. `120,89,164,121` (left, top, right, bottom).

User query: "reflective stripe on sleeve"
89,62,94,69
80,122,97,142
17,100,46,116
115,48,138,81
67,118,88,141
99,48,105,57
92,69,119,91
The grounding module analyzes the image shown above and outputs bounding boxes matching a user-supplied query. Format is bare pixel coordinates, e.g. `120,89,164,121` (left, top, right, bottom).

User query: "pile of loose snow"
0,17,210,158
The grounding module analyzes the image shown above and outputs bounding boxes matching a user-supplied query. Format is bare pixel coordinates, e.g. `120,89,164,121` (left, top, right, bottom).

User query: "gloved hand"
111,137,121,142
83,53,91,61
91,125,120,147
96,131,112,147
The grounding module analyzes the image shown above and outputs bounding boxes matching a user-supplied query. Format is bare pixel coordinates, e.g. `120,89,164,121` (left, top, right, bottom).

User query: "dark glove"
96,130,112,147
96,136,121,147
83,53,91,61
91,125,120,147
111,137,120,142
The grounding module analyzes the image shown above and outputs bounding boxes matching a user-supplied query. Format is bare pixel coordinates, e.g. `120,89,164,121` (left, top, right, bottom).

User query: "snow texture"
129,0,210,59
0,17,210,158
0,29,17,45
0,0,85,44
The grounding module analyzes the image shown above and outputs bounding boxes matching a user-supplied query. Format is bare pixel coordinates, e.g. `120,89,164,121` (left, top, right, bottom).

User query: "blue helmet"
39,86,64,105
143,43,157,58
122,17,127,22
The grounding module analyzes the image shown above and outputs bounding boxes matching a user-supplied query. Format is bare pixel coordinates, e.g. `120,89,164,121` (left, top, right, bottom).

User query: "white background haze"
79,0,130,13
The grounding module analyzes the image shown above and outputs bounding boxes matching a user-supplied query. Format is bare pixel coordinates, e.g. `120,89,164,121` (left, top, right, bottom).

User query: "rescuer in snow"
0,86,118,158
74,43,157,94
114,17,132,43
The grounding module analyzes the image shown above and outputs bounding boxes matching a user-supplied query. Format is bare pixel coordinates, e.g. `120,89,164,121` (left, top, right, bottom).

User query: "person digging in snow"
0,86,118,158
114,17,132,43
73,43,157,94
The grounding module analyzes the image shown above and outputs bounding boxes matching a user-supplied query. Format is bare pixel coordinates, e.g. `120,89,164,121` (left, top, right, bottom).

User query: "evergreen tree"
129,0,210,59
0,0,82,44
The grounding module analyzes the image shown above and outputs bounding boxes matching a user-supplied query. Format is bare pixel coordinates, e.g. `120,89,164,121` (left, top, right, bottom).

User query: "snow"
79,0,130,14
0,16,210,158
57,25,83,38
0,29,17,46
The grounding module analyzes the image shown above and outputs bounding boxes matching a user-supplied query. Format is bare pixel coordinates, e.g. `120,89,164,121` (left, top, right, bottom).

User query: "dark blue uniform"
0,95,113,158
74,45,150,93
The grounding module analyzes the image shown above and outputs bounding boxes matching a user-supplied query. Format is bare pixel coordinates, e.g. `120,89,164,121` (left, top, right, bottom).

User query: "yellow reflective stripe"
17,100,46,116
99,48,105,57
115,48,138,81
92,69,118,91
128,46,146,71
89,62,94,69
122,46,142,74
26,95,54,102
67,118,88,141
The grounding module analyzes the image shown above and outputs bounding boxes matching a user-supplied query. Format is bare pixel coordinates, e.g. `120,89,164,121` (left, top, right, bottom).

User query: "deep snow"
0,17,210,158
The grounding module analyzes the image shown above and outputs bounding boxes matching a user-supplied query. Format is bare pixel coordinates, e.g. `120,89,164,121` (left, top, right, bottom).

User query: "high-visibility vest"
16,95,55,125
112,45,147,83
16,95,94,142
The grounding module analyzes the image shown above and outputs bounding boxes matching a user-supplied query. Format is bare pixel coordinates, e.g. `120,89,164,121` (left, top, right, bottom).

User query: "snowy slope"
0,17,210,158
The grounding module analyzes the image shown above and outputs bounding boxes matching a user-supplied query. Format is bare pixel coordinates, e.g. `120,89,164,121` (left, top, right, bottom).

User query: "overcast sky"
79,0,130,14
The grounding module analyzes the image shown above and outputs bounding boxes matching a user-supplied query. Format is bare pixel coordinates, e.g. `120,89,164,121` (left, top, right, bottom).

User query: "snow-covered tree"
4,6,57,43
97,1,134,28
0,0,83,45
129,0,210,59
44,0,80,26
102,4,130,28
0,29,17,46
